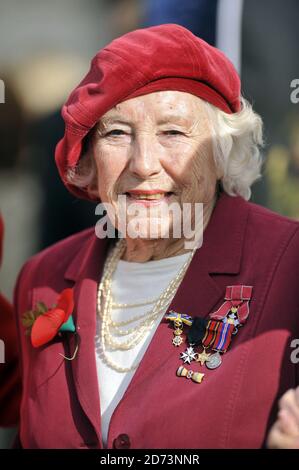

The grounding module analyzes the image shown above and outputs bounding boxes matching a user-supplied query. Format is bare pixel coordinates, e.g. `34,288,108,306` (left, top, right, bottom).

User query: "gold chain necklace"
96,239,196,373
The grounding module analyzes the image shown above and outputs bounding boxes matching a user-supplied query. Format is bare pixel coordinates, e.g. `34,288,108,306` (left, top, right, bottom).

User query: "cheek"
172,139,216,202
94,145,127,201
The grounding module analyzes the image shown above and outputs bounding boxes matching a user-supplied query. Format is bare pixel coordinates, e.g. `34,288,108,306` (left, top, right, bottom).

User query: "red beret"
55,23,241,200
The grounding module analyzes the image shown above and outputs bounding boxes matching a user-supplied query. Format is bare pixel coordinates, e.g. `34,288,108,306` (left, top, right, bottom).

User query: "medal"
205,352,222,370
172,335,183,347
195,347,211,366
180,346,197,364
209,285,253,325
165,311,192,347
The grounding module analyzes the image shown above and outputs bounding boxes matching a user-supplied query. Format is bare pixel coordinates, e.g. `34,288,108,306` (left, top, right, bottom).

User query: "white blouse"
95,251,190,447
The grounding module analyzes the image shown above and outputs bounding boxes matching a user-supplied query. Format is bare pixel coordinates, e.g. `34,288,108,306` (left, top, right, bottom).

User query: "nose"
128,132,162,179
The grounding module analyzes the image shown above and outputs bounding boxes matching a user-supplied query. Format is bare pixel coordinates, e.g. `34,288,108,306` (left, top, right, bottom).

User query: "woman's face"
91,90,220,240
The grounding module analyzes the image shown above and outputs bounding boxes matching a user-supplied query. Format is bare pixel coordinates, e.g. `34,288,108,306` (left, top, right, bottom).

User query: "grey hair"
204,97,264,200
67,96,264,201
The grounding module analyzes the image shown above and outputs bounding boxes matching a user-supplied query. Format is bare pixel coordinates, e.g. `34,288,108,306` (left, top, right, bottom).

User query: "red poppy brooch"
22,288,76,348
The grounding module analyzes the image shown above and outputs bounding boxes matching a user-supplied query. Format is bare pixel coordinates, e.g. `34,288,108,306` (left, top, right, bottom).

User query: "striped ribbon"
202,319,235,352
165,311,193,326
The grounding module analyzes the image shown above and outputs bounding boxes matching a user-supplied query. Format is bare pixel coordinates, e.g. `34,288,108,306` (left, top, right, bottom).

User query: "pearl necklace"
97,239,196,373
111,298,158,309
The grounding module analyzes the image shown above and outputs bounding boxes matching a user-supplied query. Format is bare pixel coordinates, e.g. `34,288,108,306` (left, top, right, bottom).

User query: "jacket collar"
199,190,249,274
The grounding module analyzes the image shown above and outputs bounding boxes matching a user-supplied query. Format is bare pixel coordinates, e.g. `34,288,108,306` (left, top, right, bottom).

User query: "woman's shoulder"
214,193,299,285
15,227,95,292
218,192,299,249
244,197,299,245
31,226,94,265
246,197,299,228
236,197,299,283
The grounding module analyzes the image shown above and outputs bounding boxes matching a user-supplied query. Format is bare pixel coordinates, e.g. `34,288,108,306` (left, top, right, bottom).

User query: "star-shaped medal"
195,348,211,366
180,347,197,364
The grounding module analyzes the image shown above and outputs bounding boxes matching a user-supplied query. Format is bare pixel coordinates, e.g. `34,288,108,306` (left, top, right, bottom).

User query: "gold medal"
195,348,211,366
165,311,193,348
172,335,183,347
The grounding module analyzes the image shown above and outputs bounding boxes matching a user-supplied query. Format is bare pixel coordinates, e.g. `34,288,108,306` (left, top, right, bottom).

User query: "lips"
124,190,174,200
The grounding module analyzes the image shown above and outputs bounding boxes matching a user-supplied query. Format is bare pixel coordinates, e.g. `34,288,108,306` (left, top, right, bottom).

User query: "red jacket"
0,215,21,427
13,192,299,448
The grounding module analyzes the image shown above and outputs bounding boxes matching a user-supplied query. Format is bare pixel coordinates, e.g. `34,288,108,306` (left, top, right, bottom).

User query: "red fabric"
0,215,22,427
13,193,299,448
55,24,241,201
225,285,253,300
31,288,74,347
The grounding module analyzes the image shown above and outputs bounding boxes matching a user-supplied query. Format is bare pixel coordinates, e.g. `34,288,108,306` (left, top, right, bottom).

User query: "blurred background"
0,0,298,447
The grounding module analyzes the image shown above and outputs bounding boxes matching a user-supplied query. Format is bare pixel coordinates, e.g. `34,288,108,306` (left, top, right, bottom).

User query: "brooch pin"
165,285,253,383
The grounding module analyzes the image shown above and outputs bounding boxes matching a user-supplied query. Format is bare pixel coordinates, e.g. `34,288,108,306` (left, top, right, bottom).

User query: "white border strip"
216,0,244,74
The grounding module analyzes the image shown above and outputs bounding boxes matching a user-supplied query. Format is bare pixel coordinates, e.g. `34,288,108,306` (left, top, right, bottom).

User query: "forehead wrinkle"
100,116,133,126
100,107,142,126
156,113,192,125
100,112,193,127
99,94,206,129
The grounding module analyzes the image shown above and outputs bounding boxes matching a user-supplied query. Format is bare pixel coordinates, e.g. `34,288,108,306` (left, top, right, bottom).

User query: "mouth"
123,190,175,204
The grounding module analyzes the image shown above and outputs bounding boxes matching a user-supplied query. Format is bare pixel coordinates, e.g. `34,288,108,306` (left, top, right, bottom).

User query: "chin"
125,217,172,240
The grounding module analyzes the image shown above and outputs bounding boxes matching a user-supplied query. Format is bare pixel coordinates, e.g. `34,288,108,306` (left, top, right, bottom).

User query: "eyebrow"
156,114,190,125
99,116,132,126
99,113,190,126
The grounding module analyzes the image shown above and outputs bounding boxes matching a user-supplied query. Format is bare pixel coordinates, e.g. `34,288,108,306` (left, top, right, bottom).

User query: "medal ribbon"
212,321,235,352
202,319,234,352
165,311,193,326
201,320,220,349
209,285,253,324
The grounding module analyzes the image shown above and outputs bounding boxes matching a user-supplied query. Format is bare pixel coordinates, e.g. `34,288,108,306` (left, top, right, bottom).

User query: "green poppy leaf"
36,302,48,313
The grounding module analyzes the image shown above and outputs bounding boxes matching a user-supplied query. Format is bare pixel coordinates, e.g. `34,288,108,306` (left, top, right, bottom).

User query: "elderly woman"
14,24,299,449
